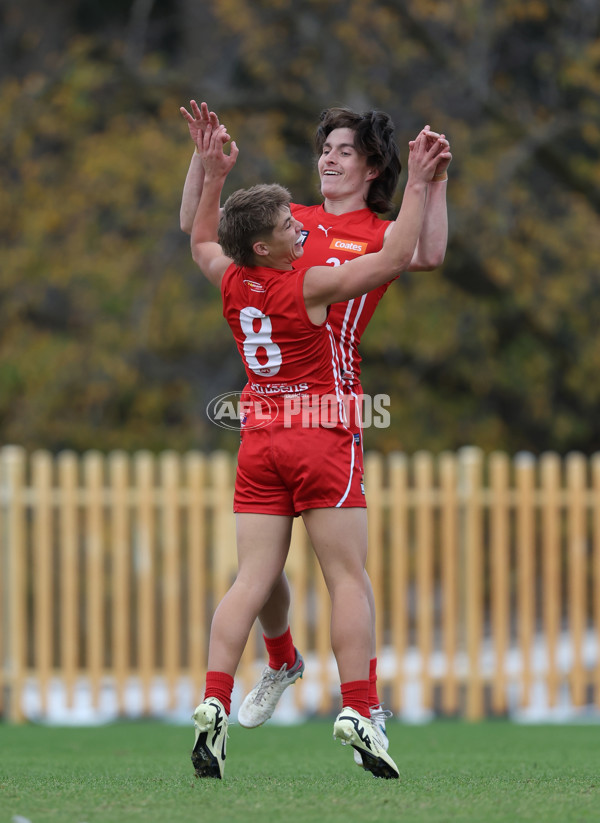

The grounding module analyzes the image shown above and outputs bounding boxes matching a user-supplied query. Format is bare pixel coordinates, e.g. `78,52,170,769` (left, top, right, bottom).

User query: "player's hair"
218,183,292,267
315,106,401,214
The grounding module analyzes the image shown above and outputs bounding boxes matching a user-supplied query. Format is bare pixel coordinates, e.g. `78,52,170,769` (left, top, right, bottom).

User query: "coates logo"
206,390,278,430
243,279,266,293
329,238,368,255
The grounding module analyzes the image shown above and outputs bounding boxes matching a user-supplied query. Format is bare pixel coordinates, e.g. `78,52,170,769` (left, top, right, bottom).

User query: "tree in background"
1,0,598,454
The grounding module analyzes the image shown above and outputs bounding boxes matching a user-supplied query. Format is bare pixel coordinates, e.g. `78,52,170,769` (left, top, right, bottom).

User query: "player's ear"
366,167,379,181
253,240,270,258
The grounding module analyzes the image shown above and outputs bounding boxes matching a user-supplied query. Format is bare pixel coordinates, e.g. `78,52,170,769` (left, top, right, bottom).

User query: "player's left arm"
408,174,449,270
384,128,452,272
191,241,231,288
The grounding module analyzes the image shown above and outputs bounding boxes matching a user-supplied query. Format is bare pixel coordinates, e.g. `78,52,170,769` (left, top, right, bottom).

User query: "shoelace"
370,706,393,728
253,663,288,704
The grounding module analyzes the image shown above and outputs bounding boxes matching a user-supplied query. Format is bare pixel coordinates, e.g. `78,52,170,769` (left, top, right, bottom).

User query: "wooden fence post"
185,451,208,707
388,452,408,713
134,450,156,714
592,452,600,710
365,451,385,660
84,450,104,707
1,446,27,722
109,450,130,714
286,518,312,713
439,451,458,715
515,451,536,710
590,452,600,708
489,450,510,714
415,450,434,714
58,451,78,709
32,449,53,715
540,451,561,708
566,452,587,707
458,446,484,720
161,450,181,711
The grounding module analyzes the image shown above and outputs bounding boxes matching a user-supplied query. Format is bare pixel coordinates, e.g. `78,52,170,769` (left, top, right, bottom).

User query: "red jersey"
291,203,394,389
221,261,345,425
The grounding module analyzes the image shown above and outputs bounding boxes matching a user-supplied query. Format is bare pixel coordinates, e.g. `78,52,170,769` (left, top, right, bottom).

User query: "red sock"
204,671,234,716
264,627,296,670
341,679,370,718
368,657,380,708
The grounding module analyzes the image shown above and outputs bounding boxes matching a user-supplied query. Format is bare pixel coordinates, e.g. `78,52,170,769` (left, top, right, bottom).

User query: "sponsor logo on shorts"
329,238,368,255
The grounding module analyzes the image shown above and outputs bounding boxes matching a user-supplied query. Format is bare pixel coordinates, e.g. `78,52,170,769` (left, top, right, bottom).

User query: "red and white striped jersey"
291,203,394,389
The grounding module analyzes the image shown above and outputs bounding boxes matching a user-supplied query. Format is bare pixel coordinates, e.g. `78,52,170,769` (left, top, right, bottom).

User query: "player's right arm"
190,125,238,288
179,101,230,233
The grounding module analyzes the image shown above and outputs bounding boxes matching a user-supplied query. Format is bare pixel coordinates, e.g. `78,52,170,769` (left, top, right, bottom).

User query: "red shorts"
342,386,364,471
234,419,365,516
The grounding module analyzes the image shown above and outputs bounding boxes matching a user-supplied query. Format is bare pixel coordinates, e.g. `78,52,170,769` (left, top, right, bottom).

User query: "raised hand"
180,100,230,152
409,126,452,180
407,129,449,183
198,123,239,181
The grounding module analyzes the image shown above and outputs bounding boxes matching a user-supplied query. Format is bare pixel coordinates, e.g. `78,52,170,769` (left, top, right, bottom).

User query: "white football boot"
334,707,399,779
353,705,392,766
191,697,229,779
238,649,305,728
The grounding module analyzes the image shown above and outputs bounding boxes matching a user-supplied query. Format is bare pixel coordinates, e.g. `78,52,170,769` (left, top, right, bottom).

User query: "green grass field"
1,719,599,823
